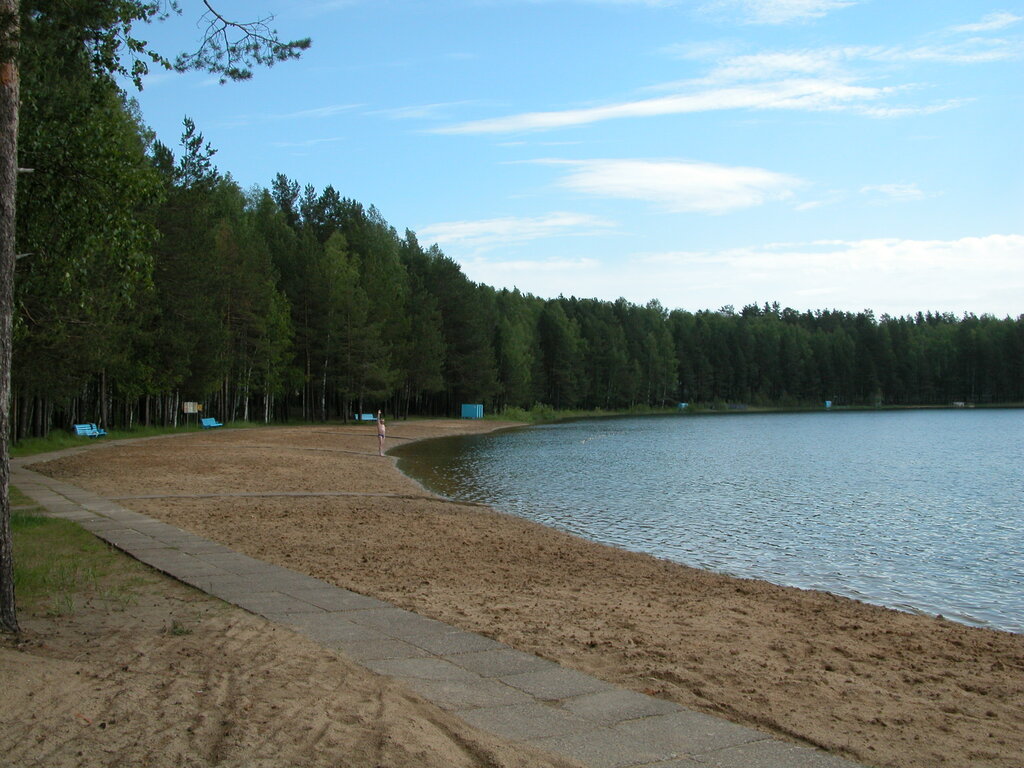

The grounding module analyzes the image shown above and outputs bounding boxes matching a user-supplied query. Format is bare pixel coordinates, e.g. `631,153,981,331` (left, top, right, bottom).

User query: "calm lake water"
394,410,1024,634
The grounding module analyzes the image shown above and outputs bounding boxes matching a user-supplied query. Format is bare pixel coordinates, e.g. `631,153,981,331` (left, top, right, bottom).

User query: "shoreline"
24,420,1024,768
395,415,1020,636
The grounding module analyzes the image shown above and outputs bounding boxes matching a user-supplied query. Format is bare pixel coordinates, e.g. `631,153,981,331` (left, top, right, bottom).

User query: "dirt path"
14,420,1024,768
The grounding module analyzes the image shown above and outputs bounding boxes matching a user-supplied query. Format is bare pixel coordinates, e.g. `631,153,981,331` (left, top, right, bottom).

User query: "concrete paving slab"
98,530,166,548
138,552,233,579
363,657,481,682
93,508,153,523
611,711,766,756
175,540,234,555
115,537,175,552
446,647,559,678
185,573,266,596
243,564,330,591
410,628,506,656
345,606,454,639
80,502,131,515
233,591,326,616
78,519,144,532
529,726,678,768
501,666,617,701
193,551,274,575
277,586,389,612
401,676,536,712
562,688,683,725
336,636,435,662
458,702,599,741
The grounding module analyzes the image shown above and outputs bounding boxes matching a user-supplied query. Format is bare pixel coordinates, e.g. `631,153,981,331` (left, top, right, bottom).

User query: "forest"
11,11,1024,440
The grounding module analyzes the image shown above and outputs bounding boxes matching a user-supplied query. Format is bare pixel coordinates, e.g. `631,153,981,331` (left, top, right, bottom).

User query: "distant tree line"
12,39,1023,438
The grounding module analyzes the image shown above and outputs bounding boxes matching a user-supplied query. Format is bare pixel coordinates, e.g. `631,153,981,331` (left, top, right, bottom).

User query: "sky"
128,0,1024,318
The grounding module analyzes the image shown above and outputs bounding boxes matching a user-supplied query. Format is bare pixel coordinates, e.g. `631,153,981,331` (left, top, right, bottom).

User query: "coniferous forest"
12,19,1024,440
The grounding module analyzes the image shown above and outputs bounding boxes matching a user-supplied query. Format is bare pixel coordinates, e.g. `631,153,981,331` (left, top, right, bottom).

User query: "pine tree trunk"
0,0,20,634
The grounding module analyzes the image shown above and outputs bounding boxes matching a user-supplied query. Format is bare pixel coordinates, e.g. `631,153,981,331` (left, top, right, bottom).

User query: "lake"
393,409,1024,634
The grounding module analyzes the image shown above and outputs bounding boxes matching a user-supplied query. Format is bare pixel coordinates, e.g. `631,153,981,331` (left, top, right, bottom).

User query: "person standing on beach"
376,410,386,456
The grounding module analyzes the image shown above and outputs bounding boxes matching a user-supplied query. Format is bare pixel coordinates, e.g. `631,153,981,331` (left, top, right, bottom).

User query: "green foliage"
171,4,311,84
15,15,162,403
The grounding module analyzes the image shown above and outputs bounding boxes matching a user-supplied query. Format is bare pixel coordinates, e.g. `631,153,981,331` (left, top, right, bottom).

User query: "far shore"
23,419,1024,768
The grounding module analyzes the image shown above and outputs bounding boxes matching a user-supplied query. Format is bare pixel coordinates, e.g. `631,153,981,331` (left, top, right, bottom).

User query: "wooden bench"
200,417,223,429
73,423,106,438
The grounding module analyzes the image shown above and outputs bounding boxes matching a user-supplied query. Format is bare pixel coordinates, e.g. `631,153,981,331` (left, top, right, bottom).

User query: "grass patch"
11,499,155,618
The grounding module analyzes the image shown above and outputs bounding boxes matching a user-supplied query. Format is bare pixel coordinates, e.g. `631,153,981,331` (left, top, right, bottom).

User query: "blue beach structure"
461,403,484,419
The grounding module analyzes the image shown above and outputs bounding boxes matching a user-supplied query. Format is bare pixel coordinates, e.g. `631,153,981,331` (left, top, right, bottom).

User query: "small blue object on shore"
355,413,375,421
678,402,688,410
825,400,832,409
461,403,484,419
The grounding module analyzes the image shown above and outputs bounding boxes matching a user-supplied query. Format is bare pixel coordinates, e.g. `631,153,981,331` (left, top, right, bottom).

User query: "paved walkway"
12,452,865,768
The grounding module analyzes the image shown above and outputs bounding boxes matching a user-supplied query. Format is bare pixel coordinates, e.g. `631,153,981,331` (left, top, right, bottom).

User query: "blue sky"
130,0,1024,317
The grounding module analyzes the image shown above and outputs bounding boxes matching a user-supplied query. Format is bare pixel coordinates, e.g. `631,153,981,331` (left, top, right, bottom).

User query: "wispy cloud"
418,212,616,252
223,103,361,127
368,101,478,121
950,11,1022,33
860,183,930,202
435,79,902,134
436,11,1020,137
536,158,804,213
438,8,1022,136
702,0,858,25
270,135,347,148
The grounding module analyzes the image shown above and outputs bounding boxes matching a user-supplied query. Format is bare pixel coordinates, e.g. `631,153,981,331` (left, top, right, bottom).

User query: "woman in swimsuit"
376,410,386,456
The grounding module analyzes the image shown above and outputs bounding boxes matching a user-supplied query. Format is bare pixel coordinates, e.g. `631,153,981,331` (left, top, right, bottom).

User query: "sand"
8,420,1024,768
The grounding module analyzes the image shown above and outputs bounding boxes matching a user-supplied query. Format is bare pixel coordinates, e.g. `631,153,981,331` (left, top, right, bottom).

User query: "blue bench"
73,423,106,438
200,417,223,429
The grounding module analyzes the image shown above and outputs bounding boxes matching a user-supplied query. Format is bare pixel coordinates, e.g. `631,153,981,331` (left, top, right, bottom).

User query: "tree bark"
0,0,20,635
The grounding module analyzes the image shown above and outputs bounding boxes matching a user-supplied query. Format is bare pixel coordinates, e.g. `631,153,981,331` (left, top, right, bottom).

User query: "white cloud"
452,234,1024,316
703,0,858,25
950,12,1022,33
860,183,929,202
627,234,1024,315
436,79,901,134
418,212,616,252
223,103,361,127
436,9,1020,138
864,40,1022,65
271,135,347,148
702,50,847,81
368,101,477,121
537,158,804,213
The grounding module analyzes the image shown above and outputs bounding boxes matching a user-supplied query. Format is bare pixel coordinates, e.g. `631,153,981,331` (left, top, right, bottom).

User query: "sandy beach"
8,419,1024,768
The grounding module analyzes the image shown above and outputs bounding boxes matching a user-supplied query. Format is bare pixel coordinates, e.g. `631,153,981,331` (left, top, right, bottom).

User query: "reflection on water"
393,410,1024,633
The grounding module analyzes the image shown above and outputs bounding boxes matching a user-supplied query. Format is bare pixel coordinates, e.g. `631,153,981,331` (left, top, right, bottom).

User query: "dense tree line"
12,107,1023,439
10,29,1024,439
